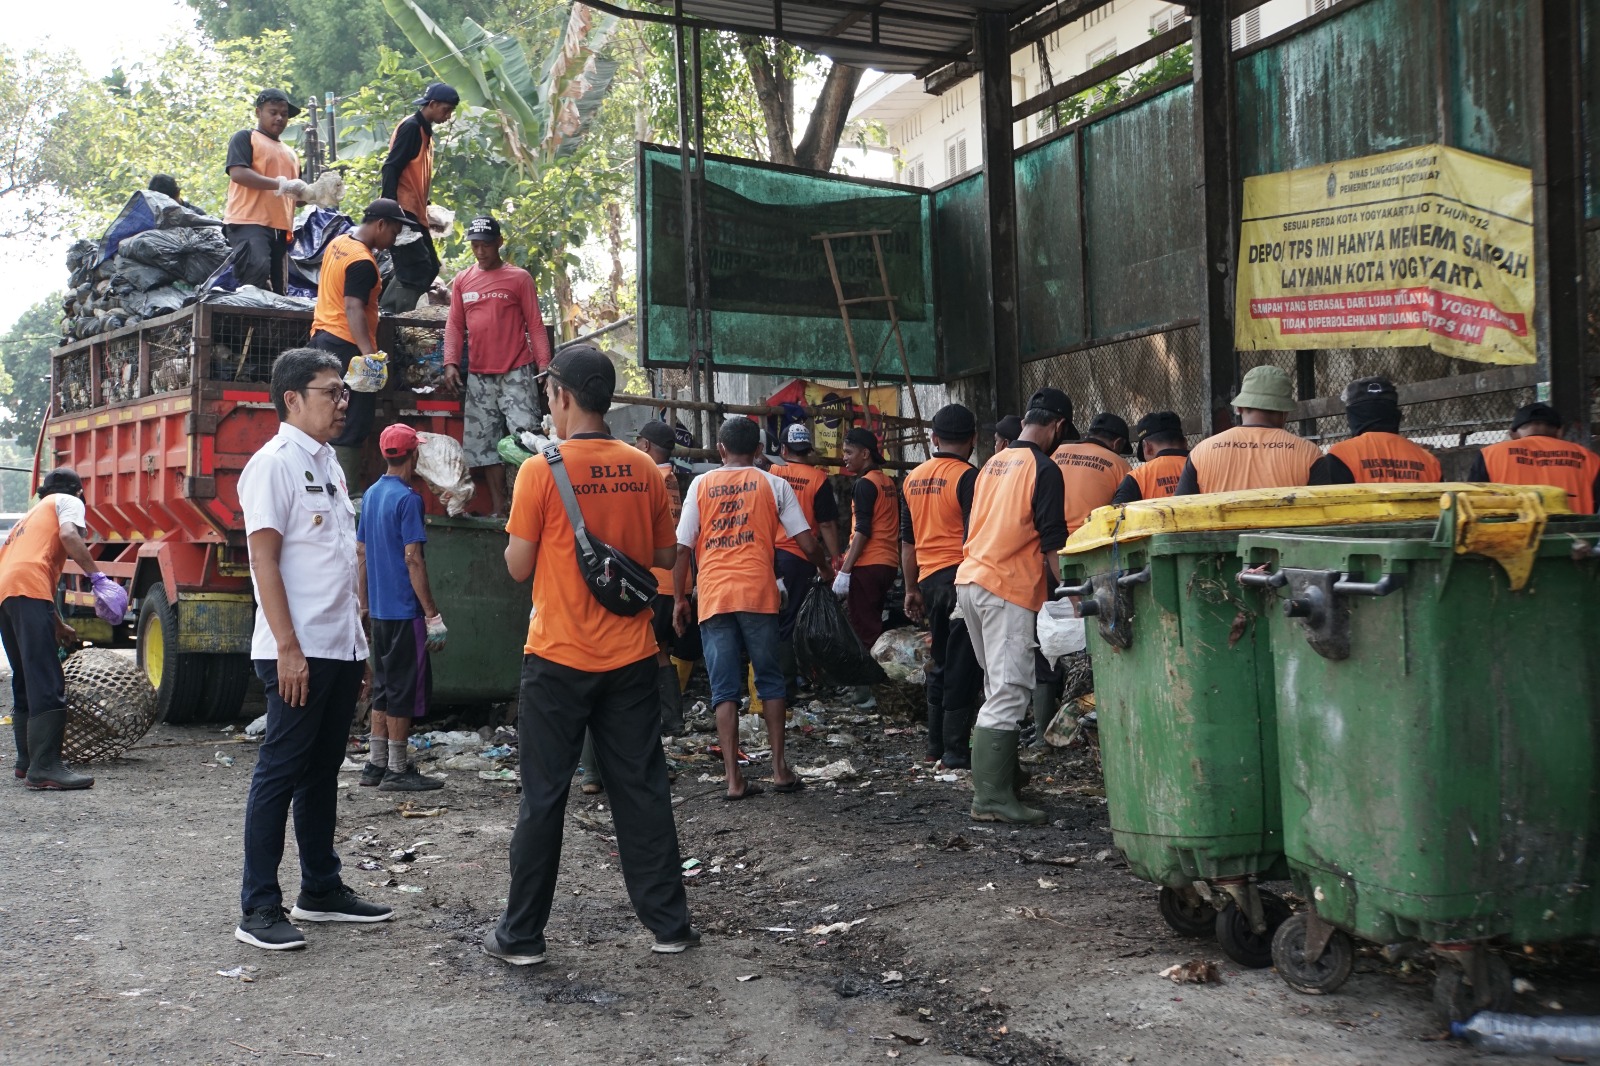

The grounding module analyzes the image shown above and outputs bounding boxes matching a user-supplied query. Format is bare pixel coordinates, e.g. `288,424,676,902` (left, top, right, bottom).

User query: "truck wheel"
137,586,208,724
201,654,254,724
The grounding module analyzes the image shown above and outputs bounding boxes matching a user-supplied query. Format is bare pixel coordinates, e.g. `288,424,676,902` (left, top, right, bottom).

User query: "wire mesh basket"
61,648,158,762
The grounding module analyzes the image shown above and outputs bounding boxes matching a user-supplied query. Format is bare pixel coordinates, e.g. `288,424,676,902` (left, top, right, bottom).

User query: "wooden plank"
1290,365,1539,422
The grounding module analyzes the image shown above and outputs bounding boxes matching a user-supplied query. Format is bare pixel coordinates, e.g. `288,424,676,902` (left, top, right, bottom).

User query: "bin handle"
1236,568,1288,589
1115,566,1151,588
1331,572,1406,597
1055,580,1094,599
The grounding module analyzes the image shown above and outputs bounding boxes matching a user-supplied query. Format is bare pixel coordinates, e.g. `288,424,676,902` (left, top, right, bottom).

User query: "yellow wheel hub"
142,611,165,691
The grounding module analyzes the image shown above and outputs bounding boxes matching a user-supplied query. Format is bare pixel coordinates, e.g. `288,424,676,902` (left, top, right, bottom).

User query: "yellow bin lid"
1061,483,1572,554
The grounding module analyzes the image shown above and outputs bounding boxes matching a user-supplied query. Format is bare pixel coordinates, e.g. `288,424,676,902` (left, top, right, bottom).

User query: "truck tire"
201,654,254,725
136,585,209,725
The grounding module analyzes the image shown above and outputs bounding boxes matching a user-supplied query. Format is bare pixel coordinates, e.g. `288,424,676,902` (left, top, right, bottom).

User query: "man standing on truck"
442,215,551,518
222,89,306,294
0,468,124,791
381,82,459,313
236,348,393,952
485,344,696,966
357,423,448,792
311,199,423,494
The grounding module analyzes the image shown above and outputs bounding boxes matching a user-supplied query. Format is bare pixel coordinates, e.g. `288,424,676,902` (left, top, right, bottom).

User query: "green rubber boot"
334,445,366,498
1028,683,1055,750
969,726,1045,825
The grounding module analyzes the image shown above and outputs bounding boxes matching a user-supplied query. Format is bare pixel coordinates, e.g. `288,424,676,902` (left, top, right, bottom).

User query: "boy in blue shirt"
356,423,448,791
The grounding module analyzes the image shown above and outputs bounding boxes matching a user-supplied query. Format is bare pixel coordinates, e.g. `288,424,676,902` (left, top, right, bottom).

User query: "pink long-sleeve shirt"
442,262,551,375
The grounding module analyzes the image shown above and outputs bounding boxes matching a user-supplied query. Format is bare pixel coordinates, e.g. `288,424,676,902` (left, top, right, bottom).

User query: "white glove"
275,176,309,199
425,614,448,652
831,571,852,597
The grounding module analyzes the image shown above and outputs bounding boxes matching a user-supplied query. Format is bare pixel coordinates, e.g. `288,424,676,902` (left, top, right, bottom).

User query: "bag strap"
542,444,599,563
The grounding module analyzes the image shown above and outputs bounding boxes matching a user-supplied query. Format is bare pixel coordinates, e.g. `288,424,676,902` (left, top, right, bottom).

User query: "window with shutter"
1231,10,1261,48
1151,5,1189,33
945,135,968,179
1310,0,1334,11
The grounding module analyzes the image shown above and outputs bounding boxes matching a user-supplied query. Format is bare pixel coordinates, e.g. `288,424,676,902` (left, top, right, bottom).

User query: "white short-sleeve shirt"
238,422,367,661
676,466,812,547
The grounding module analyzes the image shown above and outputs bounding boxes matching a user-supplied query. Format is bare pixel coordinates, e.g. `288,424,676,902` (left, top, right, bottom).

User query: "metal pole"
692,27,716,448
977,12,1022,420
326,92,338,164
672,6,701,427
1193,0,1239,437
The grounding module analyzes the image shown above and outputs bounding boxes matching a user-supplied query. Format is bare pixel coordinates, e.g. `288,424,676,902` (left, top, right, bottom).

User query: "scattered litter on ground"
806,918,868,935
396,885,424,894
1160,960,1222,984
216,966,257,982
213,752,235,767
736,974,761,982
397,804,447,818
244,714,267,737
477,769,518,782
1038,878,1059,889
797,759,857,781
441,754,492,772
880,970,904,985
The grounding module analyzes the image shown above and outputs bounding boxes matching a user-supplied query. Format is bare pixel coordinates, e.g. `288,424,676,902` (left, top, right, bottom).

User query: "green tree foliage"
0,48,104,238
0,299,54,451
182,0,522,95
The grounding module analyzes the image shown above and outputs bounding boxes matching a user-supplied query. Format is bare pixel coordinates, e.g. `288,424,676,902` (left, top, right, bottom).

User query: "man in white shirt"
235,348,393,952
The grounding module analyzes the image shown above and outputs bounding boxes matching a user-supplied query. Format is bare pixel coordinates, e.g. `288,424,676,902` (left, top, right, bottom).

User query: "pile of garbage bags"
59,191,226,343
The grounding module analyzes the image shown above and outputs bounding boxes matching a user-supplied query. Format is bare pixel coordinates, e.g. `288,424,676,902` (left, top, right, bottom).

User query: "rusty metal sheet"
1015,131,1087,359
933,172,992,378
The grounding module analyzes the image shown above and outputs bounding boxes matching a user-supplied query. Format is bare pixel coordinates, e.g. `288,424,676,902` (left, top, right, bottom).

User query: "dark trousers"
224,224,288,294
495,652,690,953
240,657,364,914
0,596,67,726
381,232,439,313
310,332,376,449
773,549,816,641
845,562,897,648
920,569,981,759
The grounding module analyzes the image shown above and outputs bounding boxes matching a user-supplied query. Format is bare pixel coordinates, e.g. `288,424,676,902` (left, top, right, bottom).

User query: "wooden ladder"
812,228,929,461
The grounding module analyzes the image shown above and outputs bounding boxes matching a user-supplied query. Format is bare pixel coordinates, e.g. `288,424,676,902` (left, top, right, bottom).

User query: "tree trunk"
737,35,796,166
795,62,864,172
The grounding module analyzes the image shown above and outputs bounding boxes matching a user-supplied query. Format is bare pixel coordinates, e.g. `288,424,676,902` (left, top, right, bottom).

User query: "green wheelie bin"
1057,484,1570,967
1238,488,1599,1020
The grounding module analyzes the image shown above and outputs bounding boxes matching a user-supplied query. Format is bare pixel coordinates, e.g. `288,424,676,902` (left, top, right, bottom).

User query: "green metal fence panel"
638,144,937,380
1082,84,1202,337
1448,0,1530,164
1585,0,1600,218
933,172,992,379
1015,131,1087,360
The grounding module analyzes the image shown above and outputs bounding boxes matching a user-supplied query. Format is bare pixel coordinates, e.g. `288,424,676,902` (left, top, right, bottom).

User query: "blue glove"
90,572,129,624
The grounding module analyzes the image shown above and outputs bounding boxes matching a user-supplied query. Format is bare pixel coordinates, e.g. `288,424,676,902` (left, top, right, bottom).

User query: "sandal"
770,777,806,794
724,782,764,801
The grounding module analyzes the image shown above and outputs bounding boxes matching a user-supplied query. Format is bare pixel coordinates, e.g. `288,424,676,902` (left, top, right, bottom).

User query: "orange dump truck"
42,302,504,724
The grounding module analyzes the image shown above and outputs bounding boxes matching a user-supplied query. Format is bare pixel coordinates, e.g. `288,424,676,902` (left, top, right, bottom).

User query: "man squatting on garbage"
484,345,697,965
900,404,983,770
356,423,449,793
0,468,126,790
236,349,394,952
955,388,1073,825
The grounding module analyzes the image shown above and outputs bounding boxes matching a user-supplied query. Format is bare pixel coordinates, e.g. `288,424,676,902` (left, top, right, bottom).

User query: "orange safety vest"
0,495,71,603
651,461,682,596
311,235,381,347
390,120,433,223
690,467,783,620
1129,453,1187,500
771,461,830,561
223,130,299,231
852,468,901,569
1186,425,1321,494
957,446,1053,610
1480,435,1600,514
902,455,972,575
1326,432,1442,484
1052,441,1131,532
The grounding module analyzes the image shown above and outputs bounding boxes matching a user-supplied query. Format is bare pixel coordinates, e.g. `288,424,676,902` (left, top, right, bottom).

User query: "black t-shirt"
224,129,258,173
343,260,380,303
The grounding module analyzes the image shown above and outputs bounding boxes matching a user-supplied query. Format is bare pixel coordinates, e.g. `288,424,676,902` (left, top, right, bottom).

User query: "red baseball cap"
380,423,421,457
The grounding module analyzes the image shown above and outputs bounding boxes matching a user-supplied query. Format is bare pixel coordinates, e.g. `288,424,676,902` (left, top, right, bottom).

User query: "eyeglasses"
305,383,351,405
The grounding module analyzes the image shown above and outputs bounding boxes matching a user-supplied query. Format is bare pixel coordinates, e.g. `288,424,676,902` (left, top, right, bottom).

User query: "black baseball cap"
931,403,976,440
362,198,424,230
844,426,884,462
466,216,501,242
414,82,461,108
1088,412,1131,450
1341,376,1399,406
1026,387,1078,438
254,89,302,117
994,415,1023,442
1134,411,1184,444
540,343,615,403
39,468,83,497
637,420,676,452
1511,401,1562,432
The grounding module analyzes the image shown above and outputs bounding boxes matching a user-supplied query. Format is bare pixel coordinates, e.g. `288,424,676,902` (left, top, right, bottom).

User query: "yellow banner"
803,380,899,458
1235,144,1534,365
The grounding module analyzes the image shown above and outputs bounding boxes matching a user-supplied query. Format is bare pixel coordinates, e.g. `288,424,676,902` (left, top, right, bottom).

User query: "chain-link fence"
1020,326,1205,435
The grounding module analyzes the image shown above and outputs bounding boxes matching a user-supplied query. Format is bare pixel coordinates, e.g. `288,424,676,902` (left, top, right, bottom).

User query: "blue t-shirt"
357,474,428,620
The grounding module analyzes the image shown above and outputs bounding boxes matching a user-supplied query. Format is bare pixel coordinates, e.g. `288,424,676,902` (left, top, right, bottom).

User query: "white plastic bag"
345,350,389,393
1037,599,1087,663
415,431,476,516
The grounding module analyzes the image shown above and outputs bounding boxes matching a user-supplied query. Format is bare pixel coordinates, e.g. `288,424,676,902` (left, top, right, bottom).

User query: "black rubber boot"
657,665,685,736
13,712,28,779
24,709,94,791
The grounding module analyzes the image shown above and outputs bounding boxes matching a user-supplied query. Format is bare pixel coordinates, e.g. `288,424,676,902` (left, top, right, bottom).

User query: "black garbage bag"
118,228,230,287
97,190,221,265
794,579,888,688
122,285,193,319
111,255,171,292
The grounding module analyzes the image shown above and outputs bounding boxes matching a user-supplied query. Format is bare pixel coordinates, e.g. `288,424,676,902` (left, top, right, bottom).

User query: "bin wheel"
1433,953,1513,1024
200,654,253,724
136,586,208,725
1158,886,1218,939
1271,912,1354,994
1215,889,1292,969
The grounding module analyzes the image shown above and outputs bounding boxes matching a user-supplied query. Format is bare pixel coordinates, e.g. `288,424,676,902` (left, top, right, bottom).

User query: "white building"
849,0,1321,187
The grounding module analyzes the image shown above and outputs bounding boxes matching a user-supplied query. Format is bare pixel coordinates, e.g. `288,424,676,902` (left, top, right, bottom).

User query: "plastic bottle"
1452,1013,1600,1056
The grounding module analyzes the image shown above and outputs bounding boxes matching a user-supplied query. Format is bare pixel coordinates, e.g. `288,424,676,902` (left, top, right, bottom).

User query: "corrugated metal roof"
667,0,1054,73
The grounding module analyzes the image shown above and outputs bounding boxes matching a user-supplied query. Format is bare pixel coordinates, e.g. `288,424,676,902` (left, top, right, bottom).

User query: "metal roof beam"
583,0,955,63
1012,20,1189,120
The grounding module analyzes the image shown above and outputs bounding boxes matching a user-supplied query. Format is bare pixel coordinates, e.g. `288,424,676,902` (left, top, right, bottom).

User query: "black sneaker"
290,884,394,923
359,762,387,787
482,927,546,966
377,766,444,792
235,905,307,950
652,927,702,954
